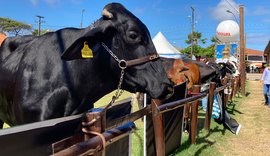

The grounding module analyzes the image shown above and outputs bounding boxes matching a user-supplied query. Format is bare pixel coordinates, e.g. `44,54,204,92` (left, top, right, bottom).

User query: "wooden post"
239,5,246,96
230,78,235,101
83,109,106,156
204,82,216,131
233,76,239,97
189,85,200,144
222,78,229,107
152,99,165,156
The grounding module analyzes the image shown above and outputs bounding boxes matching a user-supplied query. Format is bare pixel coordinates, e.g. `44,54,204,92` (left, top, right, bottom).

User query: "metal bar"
158,92,207,114
106,105,151,130
52,122,135,156
215,85,227,93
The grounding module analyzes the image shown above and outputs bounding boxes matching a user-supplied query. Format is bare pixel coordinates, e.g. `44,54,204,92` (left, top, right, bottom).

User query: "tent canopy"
152,32,182,58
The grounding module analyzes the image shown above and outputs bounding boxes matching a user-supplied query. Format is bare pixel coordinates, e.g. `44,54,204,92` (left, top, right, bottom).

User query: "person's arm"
260,70,266,83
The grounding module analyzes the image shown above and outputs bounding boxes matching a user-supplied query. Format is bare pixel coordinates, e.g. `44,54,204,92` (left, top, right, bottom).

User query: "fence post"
204,82,216,131
234,76,240,97
83,109,106,156
222,77,229,107
152,99,165,156
230,78,235,101
189,85,200,144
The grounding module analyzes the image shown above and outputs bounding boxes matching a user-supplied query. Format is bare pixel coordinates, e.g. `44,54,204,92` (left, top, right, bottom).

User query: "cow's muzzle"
157,85,174,100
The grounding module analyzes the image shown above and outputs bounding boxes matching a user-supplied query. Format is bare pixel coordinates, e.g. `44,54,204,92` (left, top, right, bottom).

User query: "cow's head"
61,3,173,99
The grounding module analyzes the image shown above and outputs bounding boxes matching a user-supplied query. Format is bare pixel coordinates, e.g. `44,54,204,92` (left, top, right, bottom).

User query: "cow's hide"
0,3,172,126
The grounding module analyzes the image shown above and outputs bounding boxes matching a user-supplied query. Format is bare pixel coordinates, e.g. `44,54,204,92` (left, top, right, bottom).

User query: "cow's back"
0,28,93,125
183,59,216,83
0,35,36,62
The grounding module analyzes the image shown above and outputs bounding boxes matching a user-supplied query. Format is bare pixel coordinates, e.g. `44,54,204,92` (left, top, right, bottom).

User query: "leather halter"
100,42,160,113
101,42,159,69
118,53,159,69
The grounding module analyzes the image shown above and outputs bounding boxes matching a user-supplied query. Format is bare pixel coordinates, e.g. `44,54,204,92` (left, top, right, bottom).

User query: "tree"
0,17,32,36
32,29,53,36
185,31,207,45
181,31,207,57
210,36,221,45
203,44,216,58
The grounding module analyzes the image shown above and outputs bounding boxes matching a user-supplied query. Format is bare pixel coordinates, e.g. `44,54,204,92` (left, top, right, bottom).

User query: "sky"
0,0,269,51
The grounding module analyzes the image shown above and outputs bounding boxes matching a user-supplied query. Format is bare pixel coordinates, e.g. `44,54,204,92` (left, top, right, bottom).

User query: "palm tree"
185,31,207,45
181,31,207,57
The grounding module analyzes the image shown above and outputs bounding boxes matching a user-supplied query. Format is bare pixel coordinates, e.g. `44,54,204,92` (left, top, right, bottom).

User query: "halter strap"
101,42,159,69
119,54,159,69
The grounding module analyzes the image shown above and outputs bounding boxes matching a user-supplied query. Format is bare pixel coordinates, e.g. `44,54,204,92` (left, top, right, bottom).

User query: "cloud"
70,0,84,5
262,18,270,23
44,0,60,6
151,0,164,13
211,0,240,21
30,0,38,6
29,0,59,6
250,6,270,16
133,6,146,15
247,33,270,44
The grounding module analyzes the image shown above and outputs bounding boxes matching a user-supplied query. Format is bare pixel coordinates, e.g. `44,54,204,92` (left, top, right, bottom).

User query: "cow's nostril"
167,86,174,94
157,85,174,100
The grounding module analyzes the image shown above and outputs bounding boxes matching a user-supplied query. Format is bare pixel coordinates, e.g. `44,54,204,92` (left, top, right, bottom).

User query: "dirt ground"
217,80,270,156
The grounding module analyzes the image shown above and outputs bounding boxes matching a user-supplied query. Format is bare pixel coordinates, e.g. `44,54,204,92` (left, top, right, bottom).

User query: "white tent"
152,32,182,58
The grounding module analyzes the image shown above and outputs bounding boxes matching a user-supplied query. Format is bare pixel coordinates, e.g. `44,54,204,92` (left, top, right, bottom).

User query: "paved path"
246,73,262,81
218,80,270,156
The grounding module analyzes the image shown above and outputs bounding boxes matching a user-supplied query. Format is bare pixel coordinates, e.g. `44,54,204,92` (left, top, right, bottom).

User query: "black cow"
207,62,234,85
182,59,217,84
0,3,172,127
0,35,36,61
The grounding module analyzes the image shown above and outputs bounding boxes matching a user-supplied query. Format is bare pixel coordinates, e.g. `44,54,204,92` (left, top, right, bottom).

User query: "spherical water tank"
216,20,239,43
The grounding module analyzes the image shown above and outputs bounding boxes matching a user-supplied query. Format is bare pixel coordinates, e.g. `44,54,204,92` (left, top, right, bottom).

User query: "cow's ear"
62,7,115,61
61,27,100,60
61,21,113,61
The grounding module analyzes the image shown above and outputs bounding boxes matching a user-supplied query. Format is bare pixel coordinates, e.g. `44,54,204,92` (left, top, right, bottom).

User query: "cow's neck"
66,53,119,115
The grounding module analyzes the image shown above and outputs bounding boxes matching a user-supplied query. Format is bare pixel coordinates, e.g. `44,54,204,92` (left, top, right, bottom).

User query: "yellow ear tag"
81,41,93,58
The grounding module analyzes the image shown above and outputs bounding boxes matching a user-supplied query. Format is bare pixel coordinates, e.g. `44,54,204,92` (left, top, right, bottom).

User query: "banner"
216,43,238,63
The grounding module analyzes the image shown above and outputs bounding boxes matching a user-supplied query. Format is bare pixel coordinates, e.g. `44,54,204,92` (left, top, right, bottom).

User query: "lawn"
94,90,144,156
2,88,244,155
95,89,244,156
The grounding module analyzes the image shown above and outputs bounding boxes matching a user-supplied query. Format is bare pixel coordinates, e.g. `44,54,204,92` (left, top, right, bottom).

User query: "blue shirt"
261,67,270,84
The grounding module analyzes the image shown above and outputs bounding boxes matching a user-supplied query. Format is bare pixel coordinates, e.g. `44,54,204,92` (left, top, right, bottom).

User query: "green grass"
2,88,243,155
94,90,144,156
171,96,243,156
96,90,244,156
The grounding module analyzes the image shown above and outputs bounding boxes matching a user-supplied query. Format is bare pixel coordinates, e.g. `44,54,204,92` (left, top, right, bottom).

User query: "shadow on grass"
245,92,251,97
172,124,227,156
170,95,244,155
226,99,244,115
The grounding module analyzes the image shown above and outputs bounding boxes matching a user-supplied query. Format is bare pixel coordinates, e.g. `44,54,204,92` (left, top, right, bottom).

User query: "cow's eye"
129,32,138,40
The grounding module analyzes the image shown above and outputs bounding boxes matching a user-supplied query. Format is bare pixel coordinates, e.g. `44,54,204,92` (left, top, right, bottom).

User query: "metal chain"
101,42,120,63
114,69,125,100
101,42,124,104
